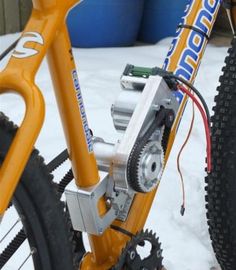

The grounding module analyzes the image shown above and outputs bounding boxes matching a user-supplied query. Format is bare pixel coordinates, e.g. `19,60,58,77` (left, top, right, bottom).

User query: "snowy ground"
0,33,231,270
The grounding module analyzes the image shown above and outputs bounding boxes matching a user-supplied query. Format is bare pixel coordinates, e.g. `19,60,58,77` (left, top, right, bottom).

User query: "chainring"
111,229,163,270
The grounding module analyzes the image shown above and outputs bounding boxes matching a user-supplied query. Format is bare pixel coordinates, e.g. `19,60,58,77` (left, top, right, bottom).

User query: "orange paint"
0,0,222,268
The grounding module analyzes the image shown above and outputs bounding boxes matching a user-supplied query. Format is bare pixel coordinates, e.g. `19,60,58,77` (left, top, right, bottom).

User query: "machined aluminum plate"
65,175,116,235
112,76,179,192
65,172,133,234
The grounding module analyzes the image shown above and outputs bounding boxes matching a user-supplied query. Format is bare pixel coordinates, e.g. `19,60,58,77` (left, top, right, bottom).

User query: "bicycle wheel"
0,113,83,270
205,38,236,270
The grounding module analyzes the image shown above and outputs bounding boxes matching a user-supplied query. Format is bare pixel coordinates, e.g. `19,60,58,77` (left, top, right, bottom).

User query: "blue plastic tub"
67,0,144,48
138,0,189,43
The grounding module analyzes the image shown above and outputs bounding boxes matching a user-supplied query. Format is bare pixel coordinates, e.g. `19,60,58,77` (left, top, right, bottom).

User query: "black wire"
110,225,134,238
168,74,211,128
0,38,20,61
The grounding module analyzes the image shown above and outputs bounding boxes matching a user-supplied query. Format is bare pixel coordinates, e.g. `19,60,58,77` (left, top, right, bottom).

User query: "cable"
110,225,134,238
0,38,20,62
167,74,211,128
178,84,212,173
177,100,195,216
155,67,212,213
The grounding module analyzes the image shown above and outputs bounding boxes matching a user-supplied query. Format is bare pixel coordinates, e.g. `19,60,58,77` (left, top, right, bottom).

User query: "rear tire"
205,38,236,269
0,113,79,270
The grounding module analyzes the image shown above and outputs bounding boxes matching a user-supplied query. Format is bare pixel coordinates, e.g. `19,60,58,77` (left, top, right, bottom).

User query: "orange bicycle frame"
0,0,223,269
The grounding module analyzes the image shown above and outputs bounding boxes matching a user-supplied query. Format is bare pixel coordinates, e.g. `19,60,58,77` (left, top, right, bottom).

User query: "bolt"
152,104,160,111
150,145,158,152
166,98,172,105
157,249,162,258
165,110,175,128
119,204,124,210
106,198,112,208
129,250,136,260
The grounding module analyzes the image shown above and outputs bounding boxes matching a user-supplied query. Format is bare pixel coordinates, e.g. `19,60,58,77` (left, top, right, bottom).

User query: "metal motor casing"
111,75,147,132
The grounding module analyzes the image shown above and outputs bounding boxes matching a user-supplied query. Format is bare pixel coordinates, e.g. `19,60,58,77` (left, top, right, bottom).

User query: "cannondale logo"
12,32,44,59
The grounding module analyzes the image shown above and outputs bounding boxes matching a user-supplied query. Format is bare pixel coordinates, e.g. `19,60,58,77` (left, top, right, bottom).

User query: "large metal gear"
111,229,163,270
127,109,173,193
127,131,164,193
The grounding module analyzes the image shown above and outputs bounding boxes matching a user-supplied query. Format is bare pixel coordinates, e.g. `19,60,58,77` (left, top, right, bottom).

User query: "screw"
152,104,160,111
165,110,175,128
157,249,162,258
166,98,172,105
129,250,136,260
106,198,112,208
119,204,124,210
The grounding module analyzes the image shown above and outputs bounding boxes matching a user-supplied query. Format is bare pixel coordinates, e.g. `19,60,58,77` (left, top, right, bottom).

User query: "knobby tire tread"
0,113,82,270
205,38,236,270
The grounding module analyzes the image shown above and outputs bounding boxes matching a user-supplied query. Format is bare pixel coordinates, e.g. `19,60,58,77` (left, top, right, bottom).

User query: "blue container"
139,0,189,43
67,0,144,48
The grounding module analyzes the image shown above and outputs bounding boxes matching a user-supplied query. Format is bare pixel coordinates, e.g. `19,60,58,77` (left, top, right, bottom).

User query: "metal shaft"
93,137,115,172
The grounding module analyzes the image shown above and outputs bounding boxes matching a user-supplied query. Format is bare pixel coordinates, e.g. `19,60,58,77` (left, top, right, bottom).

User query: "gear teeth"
111,229,164,270
127,116,166,193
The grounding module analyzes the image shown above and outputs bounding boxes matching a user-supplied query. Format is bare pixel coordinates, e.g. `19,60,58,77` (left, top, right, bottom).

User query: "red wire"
178,85,212,173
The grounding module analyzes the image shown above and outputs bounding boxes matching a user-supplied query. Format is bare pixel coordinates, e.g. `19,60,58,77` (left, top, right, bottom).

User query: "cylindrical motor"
112,63,172,133
111,89,142,132
111,75,148,132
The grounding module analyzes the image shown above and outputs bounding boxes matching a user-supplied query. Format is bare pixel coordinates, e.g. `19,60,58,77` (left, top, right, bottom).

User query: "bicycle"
0,0,236,269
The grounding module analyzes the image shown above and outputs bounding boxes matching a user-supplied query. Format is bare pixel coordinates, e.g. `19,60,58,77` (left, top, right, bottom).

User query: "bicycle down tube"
0,0,222,269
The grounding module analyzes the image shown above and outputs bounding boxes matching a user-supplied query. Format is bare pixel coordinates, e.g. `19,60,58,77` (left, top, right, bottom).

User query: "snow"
0,33,230,270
